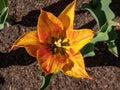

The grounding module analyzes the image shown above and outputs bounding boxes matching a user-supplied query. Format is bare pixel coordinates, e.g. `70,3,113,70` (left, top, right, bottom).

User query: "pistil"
47,37,69,55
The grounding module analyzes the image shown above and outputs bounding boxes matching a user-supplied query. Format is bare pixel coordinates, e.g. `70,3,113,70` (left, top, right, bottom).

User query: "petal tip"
9,45,17,52
87,75,93,80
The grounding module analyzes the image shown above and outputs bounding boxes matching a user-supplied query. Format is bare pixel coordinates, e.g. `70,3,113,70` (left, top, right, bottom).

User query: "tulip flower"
11,0,94,79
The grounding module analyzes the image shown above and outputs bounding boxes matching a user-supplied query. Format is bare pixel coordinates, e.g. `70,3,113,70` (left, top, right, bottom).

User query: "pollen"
47,37,69,55
54,39,62,47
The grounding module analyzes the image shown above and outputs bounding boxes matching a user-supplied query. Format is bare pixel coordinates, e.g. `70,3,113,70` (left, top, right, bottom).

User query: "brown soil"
0,0,120,90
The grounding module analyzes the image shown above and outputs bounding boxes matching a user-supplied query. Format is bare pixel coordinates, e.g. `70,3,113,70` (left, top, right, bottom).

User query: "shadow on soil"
77,0,120,68
85,31,120,68
10,0,120,28
42,0,73,16
14,0,73,27
110,0,120,16
0,42,120,69
0,48,36,68
0,74,5,89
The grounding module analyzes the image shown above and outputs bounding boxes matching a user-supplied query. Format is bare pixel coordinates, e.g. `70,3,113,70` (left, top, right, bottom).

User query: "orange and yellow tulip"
11,0,94,79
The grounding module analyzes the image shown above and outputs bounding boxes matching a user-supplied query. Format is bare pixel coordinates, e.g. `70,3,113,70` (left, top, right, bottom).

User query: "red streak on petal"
69,48,74,55
44,65,50,74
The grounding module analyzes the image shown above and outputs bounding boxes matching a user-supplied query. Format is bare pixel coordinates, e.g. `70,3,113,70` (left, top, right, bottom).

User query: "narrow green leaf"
106,29,118,57
81,43,95,57
101,0,114,21
82,0,106,28
0,8,8,29
39,72,54,90
107,41,118,57
0,0,8,30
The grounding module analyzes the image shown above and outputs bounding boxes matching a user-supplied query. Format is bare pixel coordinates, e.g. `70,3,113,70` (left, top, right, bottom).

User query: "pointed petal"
62,53,92,79
58,0,76,30
11,30,40,57
37,46,66,75
38,10,63,43
11,30,39,47
66,29,94,54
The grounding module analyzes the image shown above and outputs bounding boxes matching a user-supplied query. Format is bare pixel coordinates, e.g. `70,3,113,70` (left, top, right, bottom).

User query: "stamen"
47,37,70,55
54,39,62,47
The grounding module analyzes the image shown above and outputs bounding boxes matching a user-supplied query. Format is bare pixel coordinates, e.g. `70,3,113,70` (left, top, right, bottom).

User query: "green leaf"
82,0,106,28
39,72,54,90
0,0,8,10
81,43,95,57
101,0,114,21
92,32,108,43
0,8,8,29
107,41,118,57
81,0,119,57
106,29,118,57
0,0,8,30
82,0,116,28
81,22,109,58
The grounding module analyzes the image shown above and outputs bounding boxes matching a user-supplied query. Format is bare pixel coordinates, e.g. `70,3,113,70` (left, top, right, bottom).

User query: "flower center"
47,37,69,55
54,39,62,47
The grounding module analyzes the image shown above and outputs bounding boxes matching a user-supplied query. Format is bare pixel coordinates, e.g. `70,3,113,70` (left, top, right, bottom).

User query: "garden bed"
0,0,120,90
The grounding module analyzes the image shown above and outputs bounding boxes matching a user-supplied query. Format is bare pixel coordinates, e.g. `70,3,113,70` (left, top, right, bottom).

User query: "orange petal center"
46,36,69,56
